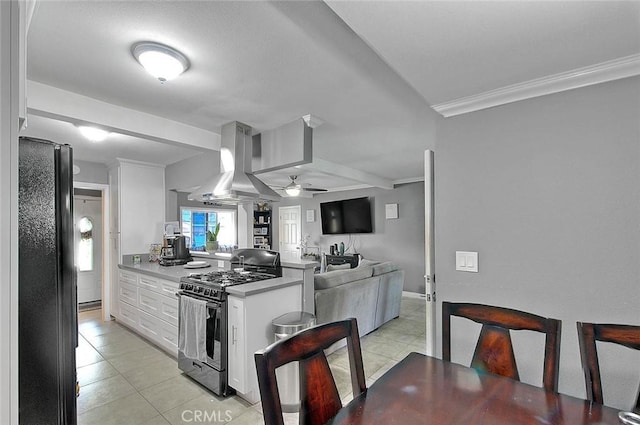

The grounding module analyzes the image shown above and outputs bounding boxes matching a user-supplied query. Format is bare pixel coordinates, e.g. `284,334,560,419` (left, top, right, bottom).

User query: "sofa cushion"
372,261,399,276
357,259,380,268
326,263,351,271
314,266,374,290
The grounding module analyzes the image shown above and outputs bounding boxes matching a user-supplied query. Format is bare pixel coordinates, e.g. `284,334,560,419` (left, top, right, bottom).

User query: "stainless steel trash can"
272,311,316,413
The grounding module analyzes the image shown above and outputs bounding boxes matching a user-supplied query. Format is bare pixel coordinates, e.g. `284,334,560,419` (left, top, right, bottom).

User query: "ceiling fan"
273,175,327,197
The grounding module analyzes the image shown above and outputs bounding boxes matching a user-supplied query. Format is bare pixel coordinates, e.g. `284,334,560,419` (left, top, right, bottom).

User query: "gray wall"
435,76,640,408
165,151,219,221
73,159,108,185
274,182,425,293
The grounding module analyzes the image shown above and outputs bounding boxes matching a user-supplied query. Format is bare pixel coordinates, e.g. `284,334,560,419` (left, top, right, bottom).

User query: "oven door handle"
176,291,222,308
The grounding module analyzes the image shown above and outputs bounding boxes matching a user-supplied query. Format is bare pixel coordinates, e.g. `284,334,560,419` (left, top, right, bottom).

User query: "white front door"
425,150,436,356
74,196,103,304
279,205,301,261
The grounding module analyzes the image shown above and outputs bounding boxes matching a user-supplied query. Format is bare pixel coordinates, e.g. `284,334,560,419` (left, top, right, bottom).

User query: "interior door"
424,150,436,356
278,205,301,261
74,195,103,305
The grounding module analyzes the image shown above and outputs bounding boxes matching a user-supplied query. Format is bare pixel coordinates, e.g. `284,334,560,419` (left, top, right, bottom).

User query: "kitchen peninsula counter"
281,258,319,314
119,256,224,282
119,258,303,297
225,276,302,297
281,258,319,270
115,255,303,362
119,262,209,282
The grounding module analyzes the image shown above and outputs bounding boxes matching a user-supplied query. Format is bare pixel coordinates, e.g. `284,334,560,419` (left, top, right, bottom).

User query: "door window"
77,216,93,271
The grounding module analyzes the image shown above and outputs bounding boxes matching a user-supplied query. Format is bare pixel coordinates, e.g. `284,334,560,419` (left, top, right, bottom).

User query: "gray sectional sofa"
313,260,404,339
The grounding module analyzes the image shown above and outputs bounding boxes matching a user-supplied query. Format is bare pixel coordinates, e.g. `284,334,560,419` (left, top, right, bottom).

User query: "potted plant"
206,223,220,252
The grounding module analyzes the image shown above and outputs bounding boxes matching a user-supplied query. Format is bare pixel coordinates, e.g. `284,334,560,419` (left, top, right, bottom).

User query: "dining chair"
442,301,561,392
254,317,367,425
577,322,640,413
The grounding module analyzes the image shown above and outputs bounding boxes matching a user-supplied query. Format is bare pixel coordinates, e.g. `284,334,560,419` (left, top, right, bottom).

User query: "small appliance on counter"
159,235,192,266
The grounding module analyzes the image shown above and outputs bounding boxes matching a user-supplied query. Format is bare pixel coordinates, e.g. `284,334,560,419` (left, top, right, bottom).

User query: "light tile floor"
76,296,427,424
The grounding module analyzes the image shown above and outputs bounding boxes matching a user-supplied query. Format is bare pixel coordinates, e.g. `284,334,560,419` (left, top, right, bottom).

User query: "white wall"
165,150,219,221
74,159,108,185
275,182,426,294
435,76,640,409
0,1,19,423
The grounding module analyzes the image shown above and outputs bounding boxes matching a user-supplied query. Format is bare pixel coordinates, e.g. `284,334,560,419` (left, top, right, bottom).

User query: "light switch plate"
456,251,478,273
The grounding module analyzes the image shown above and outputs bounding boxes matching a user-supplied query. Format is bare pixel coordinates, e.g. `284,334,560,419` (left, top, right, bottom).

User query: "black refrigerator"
18,136,77,424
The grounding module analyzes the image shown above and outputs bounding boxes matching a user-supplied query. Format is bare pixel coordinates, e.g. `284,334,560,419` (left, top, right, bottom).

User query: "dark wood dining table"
325,352,621,425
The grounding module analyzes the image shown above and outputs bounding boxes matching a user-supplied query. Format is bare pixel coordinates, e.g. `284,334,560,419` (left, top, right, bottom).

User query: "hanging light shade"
284,182,301,197
132,41,190,82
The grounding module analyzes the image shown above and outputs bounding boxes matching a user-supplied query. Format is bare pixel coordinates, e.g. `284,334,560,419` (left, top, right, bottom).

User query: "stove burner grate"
184,270,274,287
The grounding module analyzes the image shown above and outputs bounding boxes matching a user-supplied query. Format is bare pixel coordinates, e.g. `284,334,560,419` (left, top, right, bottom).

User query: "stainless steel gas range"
176,249,281,396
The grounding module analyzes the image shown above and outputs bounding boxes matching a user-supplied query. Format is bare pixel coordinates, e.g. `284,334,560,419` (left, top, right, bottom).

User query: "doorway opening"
73,182,112,321
278,205,302,261
74,189,102,311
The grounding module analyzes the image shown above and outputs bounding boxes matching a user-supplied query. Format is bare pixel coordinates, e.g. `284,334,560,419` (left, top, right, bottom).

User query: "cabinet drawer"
118,301,138,328
138,310,178,356
159,320,178,353
138,287,179,326
159,296,179,326
159,278,179,299
119,280,138,306
138,274,161,292
138,309,161,341
138,287,161,318
119,270,138,284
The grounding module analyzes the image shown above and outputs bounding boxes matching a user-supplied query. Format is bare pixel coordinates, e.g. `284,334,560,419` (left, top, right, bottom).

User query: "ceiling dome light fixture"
78,125,110,142
284,179,302,197
132,41,190,82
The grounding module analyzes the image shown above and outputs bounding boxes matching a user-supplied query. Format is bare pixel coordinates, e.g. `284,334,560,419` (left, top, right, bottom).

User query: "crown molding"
302,114,324,129
432,54,640,117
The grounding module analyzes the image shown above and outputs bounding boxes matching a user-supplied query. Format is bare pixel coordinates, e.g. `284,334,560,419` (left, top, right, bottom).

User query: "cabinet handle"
232,326,237,345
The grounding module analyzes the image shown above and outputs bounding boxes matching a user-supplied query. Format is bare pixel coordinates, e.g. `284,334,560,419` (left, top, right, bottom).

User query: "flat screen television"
320,197,373,234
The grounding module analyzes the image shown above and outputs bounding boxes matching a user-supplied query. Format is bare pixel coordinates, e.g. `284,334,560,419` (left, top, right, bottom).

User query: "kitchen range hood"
188,121,281,204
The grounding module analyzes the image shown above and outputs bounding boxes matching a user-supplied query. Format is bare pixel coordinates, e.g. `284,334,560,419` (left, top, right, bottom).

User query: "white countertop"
225,277,302,298
119,261,302,297
281,258,319,269
119,260,224,282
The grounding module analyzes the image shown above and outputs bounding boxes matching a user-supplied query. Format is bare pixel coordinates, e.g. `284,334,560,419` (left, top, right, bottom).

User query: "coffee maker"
159,235,191,266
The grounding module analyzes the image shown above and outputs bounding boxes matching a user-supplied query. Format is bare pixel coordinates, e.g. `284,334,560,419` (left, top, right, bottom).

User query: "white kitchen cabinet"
119,269,137,284
109,159,165,320
108,159,165,256
227,283,302,404
138,286,179,327
118,300,138,329
227,296,246,393
115,269,179,356
119,280,138,307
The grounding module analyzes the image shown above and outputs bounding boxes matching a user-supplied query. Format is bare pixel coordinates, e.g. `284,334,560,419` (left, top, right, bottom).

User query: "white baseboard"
402,291,425,299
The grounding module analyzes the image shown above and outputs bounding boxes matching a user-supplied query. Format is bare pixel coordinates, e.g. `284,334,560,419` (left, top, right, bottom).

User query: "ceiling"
21,1,640,192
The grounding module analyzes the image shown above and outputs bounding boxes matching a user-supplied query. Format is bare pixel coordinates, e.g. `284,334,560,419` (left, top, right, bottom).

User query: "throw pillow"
357,258,380,268
326,263,351,271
